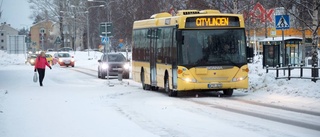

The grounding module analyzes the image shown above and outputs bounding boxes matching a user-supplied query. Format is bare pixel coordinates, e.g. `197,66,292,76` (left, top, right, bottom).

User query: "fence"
266,64,320,82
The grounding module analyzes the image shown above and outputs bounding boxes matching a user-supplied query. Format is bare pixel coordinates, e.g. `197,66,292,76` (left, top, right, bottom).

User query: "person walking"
34,51,52,86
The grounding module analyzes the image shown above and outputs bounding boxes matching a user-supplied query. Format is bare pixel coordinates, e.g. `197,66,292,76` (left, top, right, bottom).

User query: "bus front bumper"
176,78,248,91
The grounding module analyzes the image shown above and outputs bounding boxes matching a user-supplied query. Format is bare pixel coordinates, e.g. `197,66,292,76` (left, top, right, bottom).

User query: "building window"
1,46,3,49
1,33,3,36
40,28,46,34
1,39,4,42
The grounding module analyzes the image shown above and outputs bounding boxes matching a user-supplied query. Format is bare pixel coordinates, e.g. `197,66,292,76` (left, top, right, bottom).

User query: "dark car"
98,53,130,79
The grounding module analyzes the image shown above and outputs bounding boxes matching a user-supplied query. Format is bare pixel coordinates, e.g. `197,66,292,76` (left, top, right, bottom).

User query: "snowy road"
1,63,320,137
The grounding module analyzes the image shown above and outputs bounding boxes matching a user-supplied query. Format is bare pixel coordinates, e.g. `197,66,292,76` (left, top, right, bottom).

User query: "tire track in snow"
227,98,320,117
185,98,320,132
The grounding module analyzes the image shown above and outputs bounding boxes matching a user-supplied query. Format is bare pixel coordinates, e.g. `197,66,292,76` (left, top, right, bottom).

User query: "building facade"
30,20,54,51
0,22,19,50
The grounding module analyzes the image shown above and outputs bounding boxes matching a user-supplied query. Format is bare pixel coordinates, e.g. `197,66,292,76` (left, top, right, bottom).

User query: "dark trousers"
37,68,45,86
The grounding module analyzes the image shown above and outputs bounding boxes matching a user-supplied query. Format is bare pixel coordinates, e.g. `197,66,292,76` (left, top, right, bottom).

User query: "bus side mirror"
176,30,182,43
247,47,254,63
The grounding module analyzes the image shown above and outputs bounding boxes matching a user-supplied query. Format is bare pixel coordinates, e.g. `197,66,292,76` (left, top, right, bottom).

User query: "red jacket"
34,56,50,69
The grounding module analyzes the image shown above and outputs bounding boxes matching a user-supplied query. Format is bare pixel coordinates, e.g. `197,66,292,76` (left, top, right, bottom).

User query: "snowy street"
1,51,320,137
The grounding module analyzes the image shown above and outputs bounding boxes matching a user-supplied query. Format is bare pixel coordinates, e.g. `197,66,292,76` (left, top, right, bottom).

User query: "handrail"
266,64,320,82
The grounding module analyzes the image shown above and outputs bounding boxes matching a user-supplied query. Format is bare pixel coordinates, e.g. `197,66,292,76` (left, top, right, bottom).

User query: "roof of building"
0,23,19,32
31,20,55,28
259,36,302,42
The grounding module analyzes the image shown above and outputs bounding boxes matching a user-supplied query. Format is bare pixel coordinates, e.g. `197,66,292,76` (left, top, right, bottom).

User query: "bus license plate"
208,83,222,88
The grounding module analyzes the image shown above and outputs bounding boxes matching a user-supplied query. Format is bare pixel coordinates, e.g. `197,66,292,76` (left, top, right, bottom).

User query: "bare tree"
185,0,212,9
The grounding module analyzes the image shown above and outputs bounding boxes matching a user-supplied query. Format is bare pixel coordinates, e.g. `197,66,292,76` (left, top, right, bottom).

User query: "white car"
53,52,75,67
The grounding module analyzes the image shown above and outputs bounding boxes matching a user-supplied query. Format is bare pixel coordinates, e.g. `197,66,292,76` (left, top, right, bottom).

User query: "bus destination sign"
185,16,240,28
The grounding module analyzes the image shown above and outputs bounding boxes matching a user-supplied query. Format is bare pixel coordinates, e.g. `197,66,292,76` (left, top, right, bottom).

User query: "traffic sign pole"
104,22,109,81
275,15,290,68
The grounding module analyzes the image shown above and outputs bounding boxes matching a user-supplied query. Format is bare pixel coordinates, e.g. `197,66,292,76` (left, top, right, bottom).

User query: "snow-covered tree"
279,0,319,78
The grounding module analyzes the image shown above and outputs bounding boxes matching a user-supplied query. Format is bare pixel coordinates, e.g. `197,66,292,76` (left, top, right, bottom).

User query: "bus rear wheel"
165,77,177,97
223,89,233,96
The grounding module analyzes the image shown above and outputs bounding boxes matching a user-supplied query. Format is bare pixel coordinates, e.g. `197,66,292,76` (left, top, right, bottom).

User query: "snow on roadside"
0,50,27,66
248,55,320,99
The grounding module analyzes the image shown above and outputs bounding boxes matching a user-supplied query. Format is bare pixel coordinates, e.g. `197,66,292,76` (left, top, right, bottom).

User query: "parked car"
53,52,75,67
26,54,38,65
58,47,73,52
98,53,130,79
47,48,54,52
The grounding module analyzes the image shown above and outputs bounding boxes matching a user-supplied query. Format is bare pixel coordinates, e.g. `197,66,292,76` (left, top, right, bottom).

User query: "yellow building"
249,27,320,38
30,20,54,51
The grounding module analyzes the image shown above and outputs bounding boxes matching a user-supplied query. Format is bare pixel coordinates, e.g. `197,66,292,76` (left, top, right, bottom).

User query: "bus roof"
133,10,244,29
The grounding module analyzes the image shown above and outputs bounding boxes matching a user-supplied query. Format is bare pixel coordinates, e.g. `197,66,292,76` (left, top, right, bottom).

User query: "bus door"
171,28,178,90
149,28,158,86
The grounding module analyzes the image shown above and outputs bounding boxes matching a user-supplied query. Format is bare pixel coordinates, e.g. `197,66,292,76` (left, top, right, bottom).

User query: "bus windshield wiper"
222,58,240,67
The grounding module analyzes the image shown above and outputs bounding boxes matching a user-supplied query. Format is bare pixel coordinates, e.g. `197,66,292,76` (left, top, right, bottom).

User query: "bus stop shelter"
259,37,303,67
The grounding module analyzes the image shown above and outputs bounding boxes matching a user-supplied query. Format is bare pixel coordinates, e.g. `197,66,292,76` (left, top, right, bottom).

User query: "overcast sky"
1,0,33,30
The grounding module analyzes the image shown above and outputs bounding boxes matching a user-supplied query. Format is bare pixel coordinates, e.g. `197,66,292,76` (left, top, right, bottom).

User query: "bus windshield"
178,29,247,67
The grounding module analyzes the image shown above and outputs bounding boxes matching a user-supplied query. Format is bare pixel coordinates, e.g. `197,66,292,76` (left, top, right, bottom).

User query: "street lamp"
86,5,105,56
87,0,115,22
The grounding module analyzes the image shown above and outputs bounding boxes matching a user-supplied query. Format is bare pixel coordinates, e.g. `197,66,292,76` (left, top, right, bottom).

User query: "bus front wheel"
165,77,177,97
223,89,233,96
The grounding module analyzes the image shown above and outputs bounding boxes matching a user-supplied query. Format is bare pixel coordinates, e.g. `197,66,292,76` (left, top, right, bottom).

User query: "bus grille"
200,77,228,81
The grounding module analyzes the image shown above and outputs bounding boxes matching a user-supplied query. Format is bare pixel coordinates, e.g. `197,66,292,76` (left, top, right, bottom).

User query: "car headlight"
71,58,75,62
59,58,63,62
30,59,35,63
101,63,109,69
124,63,130,69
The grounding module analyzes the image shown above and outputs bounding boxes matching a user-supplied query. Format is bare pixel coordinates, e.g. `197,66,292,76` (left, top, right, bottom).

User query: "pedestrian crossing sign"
101,37,109,44
275,15,290,30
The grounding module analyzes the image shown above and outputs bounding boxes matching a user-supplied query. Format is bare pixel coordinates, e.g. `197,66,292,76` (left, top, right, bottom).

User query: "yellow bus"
132,10,252,97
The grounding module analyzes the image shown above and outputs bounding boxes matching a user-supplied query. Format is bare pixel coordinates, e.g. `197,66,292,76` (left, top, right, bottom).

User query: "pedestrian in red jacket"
34,51,52,86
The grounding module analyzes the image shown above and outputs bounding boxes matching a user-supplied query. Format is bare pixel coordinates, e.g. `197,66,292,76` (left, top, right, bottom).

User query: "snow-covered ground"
0,50,320,137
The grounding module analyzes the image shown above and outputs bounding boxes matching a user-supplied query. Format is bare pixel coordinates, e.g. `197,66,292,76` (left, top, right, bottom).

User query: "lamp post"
87,0,115,22
70,5,77,52
86,5,105,56
88,0,115,82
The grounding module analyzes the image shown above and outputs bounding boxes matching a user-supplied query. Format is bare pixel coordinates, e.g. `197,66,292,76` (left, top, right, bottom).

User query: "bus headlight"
101,63,109,69
124,63,130,69
181,78,197,83
232,76,247,82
